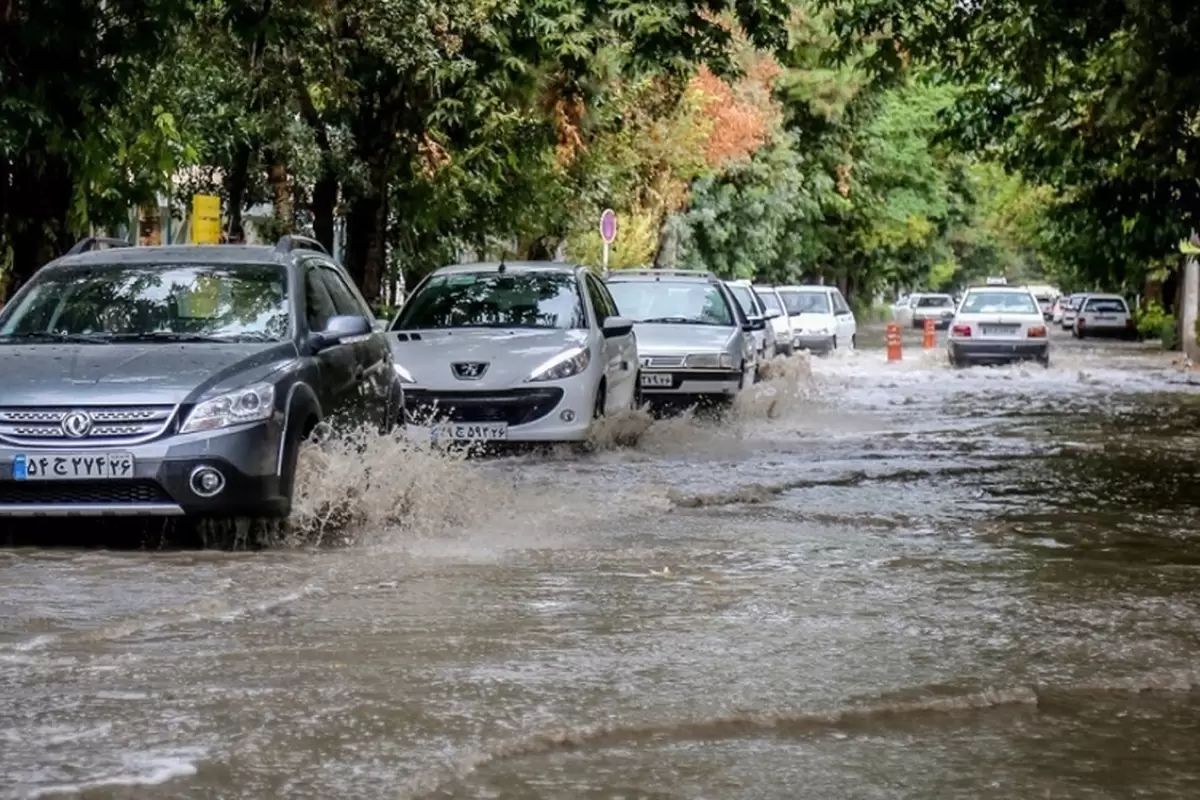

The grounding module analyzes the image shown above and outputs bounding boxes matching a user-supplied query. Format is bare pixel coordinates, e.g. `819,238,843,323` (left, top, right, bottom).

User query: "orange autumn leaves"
691,60,781,168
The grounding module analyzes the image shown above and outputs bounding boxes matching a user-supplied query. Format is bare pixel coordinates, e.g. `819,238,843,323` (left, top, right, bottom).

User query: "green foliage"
1135,300,1176,348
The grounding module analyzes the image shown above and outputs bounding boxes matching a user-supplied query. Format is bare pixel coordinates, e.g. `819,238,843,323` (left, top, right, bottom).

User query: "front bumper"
0,421,286,518
793,334,835,355
401,375,596,443
639,369,741,400
950,339,1049,365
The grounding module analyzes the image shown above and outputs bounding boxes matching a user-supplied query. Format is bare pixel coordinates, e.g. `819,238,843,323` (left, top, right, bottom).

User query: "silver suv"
0,236,403,519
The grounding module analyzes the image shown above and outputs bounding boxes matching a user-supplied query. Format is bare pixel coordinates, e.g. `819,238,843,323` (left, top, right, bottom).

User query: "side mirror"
602,315,635,338
763,308,782,320
311,314,372,351
743,318,766,332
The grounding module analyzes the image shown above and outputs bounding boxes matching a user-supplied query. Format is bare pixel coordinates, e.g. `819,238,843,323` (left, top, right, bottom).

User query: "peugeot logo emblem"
61,411,93,438
451,362,489,380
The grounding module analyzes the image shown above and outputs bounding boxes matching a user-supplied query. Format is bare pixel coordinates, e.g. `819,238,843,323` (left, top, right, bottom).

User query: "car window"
779,290,831,315
605,280,736,326
916,295,953,308
832,291,850,314
595,280,621,321
583,273,613,326
393,271,586,330
961,291,1039,314
316,267,366,318
304,266,338,332
1084,298,1128,313
755,289,783,313
729,285,760,317
0,263,291,342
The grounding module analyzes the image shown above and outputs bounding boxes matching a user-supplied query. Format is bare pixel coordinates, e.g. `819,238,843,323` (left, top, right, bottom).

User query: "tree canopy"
2,0,1189,310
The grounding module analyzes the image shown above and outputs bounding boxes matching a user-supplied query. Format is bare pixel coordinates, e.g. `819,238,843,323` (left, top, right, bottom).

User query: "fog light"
189,466,226,498
560,409,576,422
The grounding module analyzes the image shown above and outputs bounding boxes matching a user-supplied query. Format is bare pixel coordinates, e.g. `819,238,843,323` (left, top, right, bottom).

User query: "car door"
315,261,397,427
584,272,635,411
302,261,362,426
832,290,856,344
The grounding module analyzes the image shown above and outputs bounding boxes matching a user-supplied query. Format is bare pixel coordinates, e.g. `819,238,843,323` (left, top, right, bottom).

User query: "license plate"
981,326,1018,336
13,452,135,481
641,373,674,388
421,422,508,442
1095,315,1116,321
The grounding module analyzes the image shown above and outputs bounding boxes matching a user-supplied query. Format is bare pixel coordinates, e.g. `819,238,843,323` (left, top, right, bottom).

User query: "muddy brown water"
3,326,1200,799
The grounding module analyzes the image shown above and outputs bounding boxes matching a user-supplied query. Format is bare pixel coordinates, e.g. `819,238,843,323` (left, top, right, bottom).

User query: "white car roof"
776,284,833,293
964,285,1033,293
1081,293,1126,301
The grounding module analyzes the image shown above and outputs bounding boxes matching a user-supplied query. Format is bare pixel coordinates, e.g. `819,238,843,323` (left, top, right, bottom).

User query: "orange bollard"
886,322,902,361
922,318,936,349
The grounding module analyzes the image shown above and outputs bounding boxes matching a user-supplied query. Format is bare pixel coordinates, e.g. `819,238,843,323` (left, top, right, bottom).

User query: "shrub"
1135,300,1175,344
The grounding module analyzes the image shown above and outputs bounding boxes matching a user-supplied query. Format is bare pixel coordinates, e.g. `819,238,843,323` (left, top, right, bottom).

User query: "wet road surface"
3,325,1200,798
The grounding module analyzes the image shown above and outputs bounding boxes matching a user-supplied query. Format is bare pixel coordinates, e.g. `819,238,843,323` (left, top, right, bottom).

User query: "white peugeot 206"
387,261,639,443
947,284,1050,368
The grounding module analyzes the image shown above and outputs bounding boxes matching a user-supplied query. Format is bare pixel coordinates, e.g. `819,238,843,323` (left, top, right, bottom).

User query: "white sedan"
388,262,639,443
1073,294,1136,340
947,285,1050,368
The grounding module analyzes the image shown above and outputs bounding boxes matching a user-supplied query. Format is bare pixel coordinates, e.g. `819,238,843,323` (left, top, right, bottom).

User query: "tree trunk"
343,162,389,303
2,155,74,302
267,155,292,236
311,170,338,256
225,142,252,238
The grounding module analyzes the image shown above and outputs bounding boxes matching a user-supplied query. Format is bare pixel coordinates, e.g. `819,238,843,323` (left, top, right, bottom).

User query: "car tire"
1038,354,1050,368
851,334,857,349
632,372,644,410
593,380,607,419
1073,327,1084,339
831,336,838,351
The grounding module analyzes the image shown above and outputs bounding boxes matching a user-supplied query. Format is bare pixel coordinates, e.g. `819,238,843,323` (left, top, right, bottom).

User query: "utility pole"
1182,233,1200,361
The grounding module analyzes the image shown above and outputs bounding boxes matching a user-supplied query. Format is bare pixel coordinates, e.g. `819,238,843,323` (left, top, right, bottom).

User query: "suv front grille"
404,389,564,426
0,480,172,505
0,406,174,446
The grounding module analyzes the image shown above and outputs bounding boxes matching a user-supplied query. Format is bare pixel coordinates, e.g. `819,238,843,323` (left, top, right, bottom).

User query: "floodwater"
3,325,1200,799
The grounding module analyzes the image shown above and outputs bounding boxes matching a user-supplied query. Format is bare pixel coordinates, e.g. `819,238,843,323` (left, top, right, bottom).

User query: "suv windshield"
916,295,953,308
1084,298,1128,313
728,285,759,317
0,264,289,342
779,291,831,315
961,291,1039,314
394,271,585,330
606,281,735,326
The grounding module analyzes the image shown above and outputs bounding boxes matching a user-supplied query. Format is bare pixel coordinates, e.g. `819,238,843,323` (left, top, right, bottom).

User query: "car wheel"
632,371,644,409
831,336,838,351
1038,354,1050,368
593,380,607,419
851,334,857,350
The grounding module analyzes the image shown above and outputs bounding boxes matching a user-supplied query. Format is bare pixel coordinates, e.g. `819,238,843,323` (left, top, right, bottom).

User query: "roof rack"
66,237,133,255
274,234,329,255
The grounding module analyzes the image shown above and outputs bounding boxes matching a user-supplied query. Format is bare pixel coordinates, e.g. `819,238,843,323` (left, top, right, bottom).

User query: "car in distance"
604,269,757,406
1072,293,1136,339
0,235,402,519
907,293,956,329
752,285,795,356
947,285,1049,368
775,284,858,354
725,279,783,364
1060,293,1087,330
387,261,638,443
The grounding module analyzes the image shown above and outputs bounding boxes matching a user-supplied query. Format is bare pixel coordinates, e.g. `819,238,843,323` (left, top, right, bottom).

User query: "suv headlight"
528,347,591,382
180,383,275,434
685,353,733,369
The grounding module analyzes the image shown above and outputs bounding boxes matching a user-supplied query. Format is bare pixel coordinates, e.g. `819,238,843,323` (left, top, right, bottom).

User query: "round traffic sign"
600,209,618,244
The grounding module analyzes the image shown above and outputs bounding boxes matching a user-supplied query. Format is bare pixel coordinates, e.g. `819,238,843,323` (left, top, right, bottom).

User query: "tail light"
1125,318,1135,327
1027,326,1047,338
951,324,972,337
1077,317,1086,326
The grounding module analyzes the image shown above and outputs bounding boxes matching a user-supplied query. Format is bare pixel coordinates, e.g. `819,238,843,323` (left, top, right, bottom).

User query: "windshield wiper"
640,316,726,326
0,331,113,344
105,332,248,343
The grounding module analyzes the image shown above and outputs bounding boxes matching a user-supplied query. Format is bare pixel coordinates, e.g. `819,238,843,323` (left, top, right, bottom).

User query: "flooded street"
4,326,1200,799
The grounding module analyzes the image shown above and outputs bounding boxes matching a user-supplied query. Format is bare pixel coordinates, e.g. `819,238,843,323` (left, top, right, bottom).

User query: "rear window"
1084,298,1128,314
916,295,953,308
961,291,1039,314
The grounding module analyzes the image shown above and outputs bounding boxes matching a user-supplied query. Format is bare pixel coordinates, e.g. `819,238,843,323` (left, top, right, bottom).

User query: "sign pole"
599,208,617,272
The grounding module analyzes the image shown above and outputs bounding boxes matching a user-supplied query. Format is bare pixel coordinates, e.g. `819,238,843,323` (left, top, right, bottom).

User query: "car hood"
631,323,737,356
388,328,590,389
0,343,296,406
